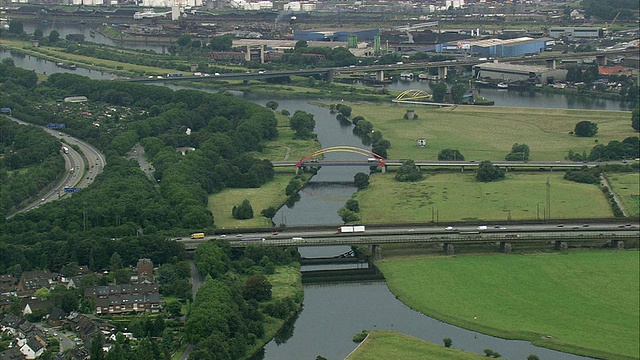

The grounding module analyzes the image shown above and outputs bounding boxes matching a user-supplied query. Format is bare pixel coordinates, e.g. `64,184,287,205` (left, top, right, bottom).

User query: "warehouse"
436,37,552,57
294,28,380,42
473,63,568,84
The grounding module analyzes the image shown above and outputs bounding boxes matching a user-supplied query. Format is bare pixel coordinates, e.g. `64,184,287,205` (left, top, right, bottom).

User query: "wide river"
1,47,620,359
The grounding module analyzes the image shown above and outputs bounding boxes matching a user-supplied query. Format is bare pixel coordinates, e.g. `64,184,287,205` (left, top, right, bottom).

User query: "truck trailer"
338,226,366,233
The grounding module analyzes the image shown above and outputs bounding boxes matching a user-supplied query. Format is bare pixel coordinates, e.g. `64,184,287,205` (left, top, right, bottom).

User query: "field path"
600,175,627,216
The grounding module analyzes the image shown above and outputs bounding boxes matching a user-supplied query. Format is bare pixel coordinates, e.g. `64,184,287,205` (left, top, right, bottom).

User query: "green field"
605,173,640,217
346,330,487,360
345,103,635,161
355,172,612,223
376,251,640,359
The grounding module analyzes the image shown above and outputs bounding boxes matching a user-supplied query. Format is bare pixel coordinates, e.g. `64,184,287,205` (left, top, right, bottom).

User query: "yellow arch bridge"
296,146,385,167
395,89,432,102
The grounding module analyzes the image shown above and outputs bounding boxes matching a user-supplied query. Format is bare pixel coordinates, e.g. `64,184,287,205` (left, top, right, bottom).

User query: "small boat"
497,82,508,89
400,72,414,79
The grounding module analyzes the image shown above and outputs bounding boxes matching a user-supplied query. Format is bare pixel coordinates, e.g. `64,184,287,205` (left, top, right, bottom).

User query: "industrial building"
548,27,602,39
473,63,568,84
436,37,553,57
294,28,380,43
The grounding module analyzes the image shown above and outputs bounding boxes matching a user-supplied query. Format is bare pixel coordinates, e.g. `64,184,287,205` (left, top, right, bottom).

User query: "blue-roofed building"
436,37,552,57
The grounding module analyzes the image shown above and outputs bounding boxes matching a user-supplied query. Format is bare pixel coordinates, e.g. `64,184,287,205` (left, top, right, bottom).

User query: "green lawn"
346,330,487,360
355,172,612,223
345,103,634,161
377,251,640,359
605,173,640,217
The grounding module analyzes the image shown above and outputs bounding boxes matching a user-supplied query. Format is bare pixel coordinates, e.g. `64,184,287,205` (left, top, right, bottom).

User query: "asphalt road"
5,116,106,217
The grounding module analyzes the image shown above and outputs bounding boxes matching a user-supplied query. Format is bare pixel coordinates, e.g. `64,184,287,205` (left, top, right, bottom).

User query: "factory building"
473,63,568,84
294,28,380,43
436,37,552,58
548,27,602,39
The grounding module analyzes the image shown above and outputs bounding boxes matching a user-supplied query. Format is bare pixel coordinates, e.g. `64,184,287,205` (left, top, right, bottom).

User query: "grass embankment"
346,330,486,360
376,251,640,360
355,172,612,223
0,39,181,76
345,103,635,161
605,173,640,217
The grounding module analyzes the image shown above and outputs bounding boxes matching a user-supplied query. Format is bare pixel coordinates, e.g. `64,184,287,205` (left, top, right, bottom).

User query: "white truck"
477,225,488,231
338,225,366,233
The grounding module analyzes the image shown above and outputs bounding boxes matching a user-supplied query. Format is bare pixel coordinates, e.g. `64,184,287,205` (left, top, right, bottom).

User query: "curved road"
5,116,106,217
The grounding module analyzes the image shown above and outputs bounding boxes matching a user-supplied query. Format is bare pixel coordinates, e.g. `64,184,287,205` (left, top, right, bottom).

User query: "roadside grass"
605,173,640,217
376,251,640,360
343,103,634,161
355,172,612,223
345,330,486,360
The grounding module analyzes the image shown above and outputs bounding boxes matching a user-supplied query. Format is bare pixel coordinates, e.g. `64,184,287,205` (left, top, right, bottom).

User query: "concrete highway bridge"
179,229,639,257
124,48,637,84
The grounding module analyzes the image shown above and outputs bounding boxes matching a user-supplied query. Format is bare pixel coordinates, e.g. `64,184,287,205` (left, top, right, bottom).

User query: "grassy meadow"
605,173,640,217
345,103,635,161
355,172,612,223
376,251,640,360
346,330,487,360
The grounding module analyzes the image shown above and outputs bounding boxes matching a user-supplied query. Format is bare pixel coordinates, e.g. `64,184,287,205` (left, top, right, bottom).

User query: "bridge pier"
438,66,448,80
499,242,512,253
375,70,385,82
461,166,464,172
610,240,625,249
595,54,608,66
554,241,568,251
381,166,386,173
327,69,334,82
243,79,250,85
295,167,300,175
369,244,382,259
444,243,455,255
545,59,557,69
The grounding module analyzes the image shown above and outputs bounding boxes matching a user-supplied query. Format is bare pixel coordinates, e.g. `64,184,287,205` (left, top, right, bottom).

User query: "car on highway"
445,226,454,231
272,231,278,235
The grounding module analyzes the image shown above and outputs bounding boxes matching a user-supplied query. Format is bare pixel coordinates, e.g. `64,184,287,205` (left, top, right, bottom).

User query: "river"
1,50,606,360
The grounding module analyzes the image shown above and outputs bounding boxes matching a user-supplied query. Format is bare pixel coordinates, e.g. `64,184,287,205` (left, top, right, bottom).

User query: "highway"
5,116,107,217
177,222,639,249
273,159,634,169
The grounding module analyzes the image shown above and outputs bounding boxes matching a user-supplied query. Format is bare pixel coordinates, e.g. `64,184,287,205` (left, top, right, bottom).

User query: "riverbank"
346,330,487,360
375,250,640,360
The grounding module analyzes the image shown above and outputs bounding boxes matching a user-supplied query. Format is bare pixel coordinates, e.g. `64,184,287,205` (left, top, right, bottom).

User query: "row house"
0,275,17,294
84,284,158,299
17,271,59,294
94,293,162,315
0,347,25,360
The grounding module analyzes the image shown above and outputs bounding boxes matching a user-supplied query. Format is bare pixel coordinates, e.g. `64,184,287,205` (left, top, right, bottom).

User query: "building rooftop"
474,62,554,73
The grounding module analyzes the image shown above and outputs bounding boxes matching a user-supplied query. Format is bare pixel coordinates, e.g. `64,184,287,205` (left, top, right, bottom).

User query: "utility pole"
546,177,551,222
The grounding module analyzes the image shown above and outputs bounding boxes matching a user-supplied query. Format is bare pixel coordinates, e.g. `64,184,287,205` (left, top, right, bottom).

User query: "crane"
605,12,620,38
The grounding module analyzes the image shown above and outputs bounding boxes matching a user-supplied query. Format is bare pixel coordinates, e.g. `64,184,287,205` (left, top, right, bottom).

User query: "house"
0,347,26,360
20,298,51,317
0,275,17,293
47,308,67,327
0,315,24,336
84,284,158,299
17,271,58,294
134,259,154,284
63,346,89,360
19,336,45,360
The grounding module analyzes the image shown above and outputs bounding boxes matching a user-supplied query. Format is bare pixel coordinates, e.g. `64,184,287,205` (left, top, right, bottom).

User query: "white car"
445,226,454,231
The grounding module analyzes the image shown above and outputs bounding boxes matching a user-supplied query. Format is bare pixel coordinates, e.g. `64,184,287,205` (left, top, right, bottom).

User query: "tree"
443,338,452,348
345,199,360,213
294,40,308,51
632,108,639,132
338,207,360,223
476,161,505,182
505,143,530,161
176,34,192,47
232,199,254,220
438,149,464,161
90,334,105,360
527,355,540,360
265,101,279,110
289,110,316,139
261,206,277,220
354,172,370,189
33,28,43,40
243,275,272,301
8,20,23,35
431,82,447,102
395,160,423,182
450,83,467,104
48,30,60,43
574,121,598,137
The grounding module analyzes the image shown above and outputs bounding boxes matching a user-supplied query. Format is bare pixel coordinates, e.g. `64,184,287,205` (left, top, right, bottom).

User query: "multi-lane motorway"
5,116,106,217
177,222,640,249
